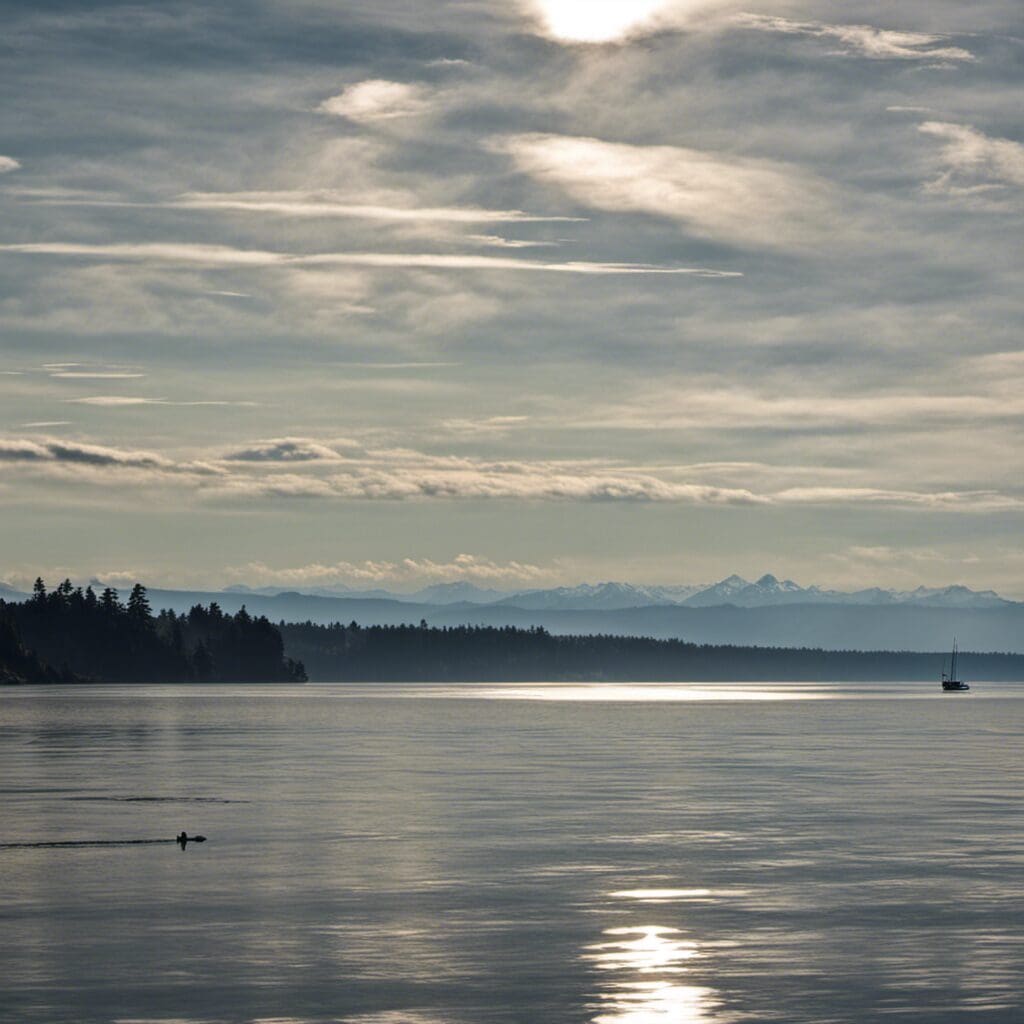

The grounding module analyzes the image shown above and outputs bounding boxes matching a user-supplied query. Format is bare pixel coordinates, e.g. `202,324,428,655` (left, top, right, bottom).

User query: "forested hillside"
1,579,305,683
280,621,1024,682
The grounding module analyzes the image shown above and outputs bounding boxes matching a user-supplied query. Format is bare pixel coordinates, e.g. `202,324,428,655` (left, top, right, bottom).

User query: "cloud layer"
0,0,1021,592
2,435,1019,515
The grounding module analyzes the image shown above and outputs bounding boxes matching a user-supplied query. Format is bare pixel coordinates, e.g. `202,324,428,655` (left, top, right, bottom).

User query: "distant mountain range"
223,574,1016,612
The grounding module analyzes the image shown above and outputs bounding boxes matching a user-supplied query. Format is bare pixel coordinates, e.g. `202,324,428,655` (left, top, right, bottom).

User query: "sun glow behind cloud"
531,0,672,42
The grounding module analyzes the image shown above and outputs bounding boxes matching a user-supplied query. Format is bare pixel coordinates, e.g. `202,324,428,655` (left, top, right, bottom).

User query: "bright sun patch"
532,0,671,43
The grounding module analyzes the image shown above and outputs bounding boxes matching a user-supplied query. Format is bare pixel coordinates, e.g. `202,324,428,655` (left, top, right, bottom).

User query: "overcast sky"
1,0,1022,595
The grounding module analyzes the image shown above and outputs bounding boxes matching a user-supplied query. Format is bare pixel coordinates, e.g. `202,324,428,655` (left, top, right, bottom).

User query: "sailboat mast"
952,638,958,680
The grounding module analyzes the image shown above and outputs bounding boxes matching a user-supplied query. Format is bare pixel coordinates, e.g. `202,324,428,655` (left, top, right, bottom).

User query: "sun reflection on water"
584,926,721,1023
473,684,824,702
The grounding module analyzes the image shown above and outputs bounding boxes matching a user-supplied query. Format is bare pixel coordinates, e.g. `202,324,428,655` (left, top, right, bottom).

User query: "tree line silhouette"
0,579,305,683
281,620,1024,682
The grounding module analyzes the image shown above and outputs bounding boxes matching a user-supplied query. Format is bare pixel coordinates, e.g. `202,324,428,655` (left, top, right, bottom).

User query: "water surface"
1,682,1022,1023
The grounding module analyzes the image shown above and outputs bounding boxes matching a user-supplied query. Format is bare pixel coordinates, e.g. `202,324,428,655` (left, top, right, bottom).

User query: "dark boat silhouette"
941,639,969,692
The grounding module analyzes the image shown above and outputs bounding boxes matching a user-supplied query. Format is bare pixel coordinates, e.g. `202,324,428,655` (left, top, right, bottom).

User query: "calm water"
1,682,1022,1024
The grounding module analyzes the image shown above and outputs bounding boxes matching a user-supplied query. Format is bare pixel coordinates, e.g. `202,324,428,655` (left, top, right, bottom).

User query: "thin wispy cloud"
0,241,738,277
49,371,145,379
172,191,583,223
317,80,432,122
569,386,1024,432
734,14,974,62
0,156,20,173
918,122,1024,194
346,362,461,369
494,134,834,249
442,415,531,436
67,396,257,407
468,235,560,248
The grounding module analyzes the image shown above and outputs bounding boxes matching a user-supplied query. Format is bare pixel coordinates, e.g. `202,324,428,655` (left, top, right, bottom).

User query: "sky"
1,0,1022,596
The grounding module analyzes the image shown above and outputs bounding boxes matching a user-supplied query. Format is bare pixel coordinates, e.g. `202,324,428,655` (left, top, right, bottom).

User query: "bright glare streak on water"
313,682,1004,703
0,682,1022,1023
585,925,716,1023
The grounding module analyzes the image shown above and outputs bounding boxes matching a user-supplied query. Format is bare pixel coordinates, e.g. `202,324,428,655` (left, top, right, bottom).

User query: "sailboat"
941,638,970,692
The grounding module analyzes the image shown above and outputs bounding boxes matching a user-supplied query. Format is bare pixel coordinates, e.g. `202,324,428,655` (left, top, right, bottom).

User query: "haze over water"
2,683,1022,1023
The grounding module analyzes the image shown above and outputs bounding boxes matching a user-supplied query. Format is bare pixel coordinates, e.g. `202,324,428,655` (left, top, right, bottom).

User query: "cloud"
918,122,1024,195
317,80,432,122
442,415,531,435
171,191,581,223
228,553,556,588
562,382,1024,433
840,545,946,565
468,235,559,248
49,371,145,379
1,242,290,265
67,396,159,406
0,241,737,276
0,437,200,473
222,438,353,463
319,463,765,505
734,15,974,62
346,362,460,369
494,133,833,249
67,396,256,407
774,487,1020,512
0,156,20,173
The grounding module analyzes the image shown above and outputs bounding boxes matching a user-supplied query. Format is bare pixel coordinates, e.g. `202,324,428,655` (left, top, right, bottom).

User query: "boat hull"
942,681,970,692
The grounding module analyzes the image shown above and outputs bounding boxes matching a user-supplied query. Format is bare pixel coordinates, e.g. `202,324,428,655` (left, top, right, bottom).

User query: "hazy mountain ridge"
683,575,1012,610
481,575,1014,611
220,575,1015,611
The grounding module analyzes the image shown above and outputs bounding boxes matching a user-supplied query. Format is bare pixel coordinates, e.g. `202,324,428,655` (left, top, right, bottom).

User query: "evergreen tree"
127,584,153,628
